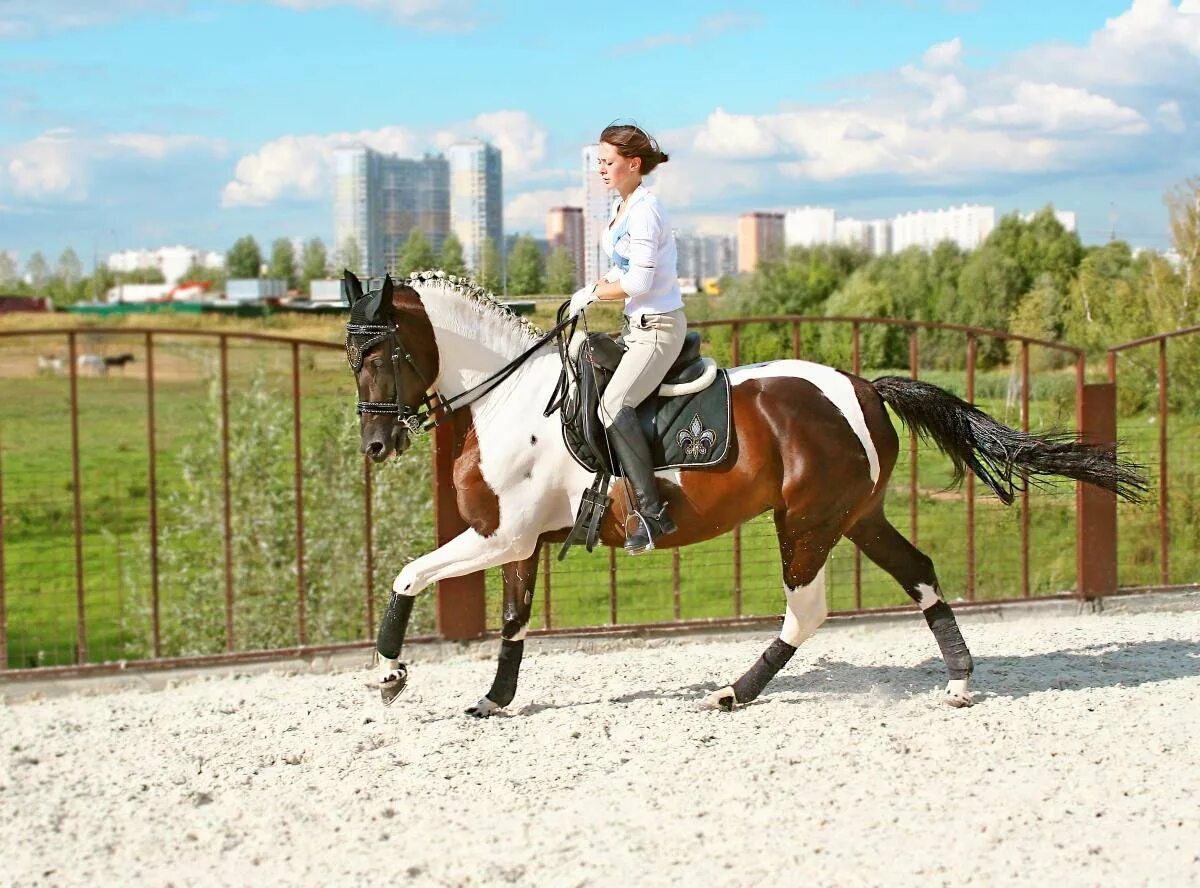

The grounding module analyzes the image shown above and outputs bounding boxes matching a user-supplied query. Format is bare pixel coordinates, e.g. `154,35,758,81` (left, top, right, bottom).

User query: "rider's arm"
594,202,661,301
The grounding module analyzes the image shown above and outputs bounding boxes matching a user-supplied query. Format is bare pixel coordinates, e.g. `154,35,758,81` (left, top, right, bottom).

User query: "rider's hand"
568,284,599,318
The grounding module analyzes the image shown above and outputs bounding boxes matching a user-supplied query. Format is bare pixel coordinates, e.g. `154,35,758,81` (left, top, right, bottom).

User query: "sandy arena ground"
3,599,1199,886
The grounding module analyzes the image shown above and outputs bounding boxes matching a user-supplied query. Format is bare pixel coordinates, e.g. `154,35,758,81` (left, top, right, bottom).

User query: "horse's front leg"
464,538,544,718
374,527,537,705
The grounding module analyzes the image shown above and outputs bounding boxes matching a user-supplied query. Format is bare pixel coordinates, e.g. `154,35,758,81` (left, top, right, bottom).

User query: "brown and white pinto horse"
346,271,1143,715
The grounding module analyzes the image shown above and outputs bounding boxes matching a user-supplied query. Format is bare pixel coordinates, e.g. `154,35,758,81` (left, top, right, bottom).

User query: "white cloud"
693,108,785,159
0,0,182,39
970,82,1147,134
268,0,477,31
613,12,760,56
1156,100,1186,132
504,187,582,235
222,112,549,208
1,128,223,201
922,36,963,69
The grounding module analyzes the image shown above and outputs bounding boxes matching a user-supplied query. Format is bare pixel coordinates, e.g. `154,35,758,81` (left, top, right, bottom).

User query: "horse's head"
343,270,438,462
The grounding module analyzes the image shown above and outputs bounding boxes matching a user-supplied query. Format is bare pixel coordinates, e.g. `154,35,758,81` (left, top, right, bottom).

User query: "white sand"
3,604,1199,886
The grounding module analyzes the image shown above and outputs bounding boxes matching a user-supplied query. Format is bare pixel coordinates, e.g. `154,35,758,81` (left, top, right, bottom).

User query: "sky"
1,0,1198,264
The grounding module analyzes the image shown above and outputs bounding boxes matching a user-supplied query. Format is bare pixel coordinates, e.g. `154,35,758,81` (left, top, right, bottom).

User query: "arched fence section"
0,317,1186,676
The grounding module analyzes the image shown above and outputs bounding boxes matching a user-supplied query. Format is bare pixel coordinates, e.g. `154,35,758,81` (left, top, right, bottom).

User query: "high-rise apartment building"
784,207,837,249
892,204,996,252
737,212,785,273
547,206,585,289
448,141,503,277
107,246,225,285
333,146,451,277
676,232,737,282
582,145,617,285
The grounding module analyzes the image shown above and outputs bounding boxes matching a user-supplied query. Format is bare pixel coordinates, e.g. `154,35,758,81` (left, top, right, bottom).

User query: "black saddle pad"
560,335,732,475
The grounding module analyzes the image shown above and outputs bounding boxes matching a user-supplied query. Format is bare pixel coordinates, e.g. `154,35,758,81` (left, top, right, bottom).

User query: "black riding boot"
607,406,677,554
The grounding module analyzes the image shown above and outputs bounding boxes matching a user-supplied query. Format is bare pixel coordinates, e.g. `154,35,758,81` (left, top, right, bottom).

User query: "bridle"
345,320,439,434
346,297,581,435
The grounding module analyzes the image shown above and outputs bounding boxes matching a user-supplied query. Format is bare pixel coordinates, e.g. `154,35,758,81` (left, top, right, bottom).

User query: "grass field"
1,309,1194,668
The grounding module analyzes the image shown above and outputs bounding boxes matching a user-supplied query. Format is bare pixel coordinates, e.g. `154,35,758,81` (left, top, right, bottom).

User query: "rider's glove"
568,284,599,318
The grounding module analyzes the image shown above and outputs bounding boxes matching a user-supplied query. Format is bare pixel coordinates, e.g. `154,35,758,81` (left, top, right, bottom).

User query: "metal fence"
0,318,1187,676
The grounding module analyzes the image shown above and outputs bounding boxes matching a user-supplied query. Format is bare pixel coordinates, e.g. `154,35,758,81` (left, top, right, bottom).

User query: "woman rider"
568,123,687,555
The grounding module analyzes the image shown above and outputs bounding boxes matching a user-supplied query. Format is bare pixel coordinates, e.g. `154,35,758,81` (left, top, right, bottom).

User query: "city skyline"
2,1,1197,262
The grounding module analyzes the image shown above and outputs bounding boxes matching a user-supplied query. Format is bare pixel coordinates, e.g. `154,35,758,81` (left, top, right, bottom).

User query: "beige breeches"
598,308,688,427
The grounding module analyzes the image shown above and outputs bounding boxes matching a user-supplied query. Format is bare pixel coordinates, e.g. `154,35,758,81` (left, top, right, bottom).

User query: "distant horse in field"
343,270,1144,716
36,354,65,375
104,353,136,373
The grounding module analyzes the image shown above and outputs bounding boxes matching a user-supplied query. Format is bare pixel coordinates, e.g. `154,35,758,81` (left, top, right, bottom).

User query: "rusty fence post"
1020,341,1030,598
609,546,618,625
1076,383,1118,600
291,342,308,646
68,332,87,664
908,330,919,546
541,544,552,630
1157,339,1169,586
852,322,862,608
145,333,161,657
965,335,976,601
0,431,6,670
219,336,234,651
363,457,375,639
432,419,486,640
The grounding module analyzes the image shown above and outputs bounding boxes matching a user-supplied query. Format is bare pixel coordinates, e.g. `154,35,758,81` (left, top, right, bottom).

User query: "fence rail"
0,317,1189,676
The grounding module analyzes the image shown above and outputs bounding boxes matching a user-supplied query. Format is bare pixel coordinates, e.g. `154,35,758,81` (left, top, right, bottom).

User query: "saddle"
548,327,733,558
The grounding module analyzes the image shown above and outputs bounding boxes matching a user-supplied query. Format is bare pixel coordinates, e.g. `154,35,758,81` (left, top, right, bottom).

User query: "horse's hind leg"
464,540,542,718
702,510,837,711
845,507,974,707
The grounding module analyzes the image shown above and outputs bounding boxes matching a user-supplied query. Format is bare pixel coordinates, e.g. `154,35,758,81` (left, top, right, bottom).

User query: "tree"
179,262,227,290
396,228,435,278
544,246,577,295
338,236,362,277
1166,177,1199,308
300,238,328,290
56,247,83,287
440,232,467,277
506,235,543,296
268,238,298,289
0,252,16,287
227,236,263,278
26,252,49,290
477,237,502,291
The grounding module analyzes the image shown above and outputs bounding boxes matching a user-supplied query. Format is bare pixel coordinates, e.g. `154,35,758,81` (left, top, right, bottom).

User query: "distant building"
107,246,224,285
226,279,287,303
866,219,893,256
784,207,837,249
547,206,585,289
333,146,450,277
892,204,996,252
448,141,503,277
675,232,737,283
737,212,785,273
582,144,618,285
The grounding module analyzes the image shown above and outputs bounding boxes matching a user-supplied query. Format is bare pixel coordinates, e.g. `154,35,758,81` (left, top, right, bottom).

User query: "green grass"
2,322,1195,667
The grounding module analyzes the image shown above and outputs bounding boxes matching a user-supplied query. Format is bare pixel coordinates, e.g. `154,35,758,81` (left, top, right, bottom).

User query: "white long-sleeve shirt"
601,184,683,317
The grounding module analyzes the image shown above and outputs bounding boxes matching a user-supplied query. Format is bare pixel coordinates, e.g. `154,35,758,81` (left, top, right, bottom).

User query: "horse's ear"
342,269,363,306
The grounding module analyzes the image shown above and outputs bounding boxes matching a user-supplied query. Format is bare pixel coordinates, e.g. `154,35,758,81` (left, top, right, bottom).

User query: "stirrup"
623,508,675,555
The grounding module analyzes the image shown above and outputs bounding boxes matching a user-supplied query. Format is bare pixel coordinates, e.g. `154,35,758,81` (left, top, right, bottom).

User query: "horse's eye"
371,357,384,369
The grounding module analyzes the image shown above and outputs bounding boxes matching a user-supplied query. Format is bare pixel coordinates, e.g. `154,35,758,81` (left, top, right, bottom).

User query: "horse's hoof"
943,678,972,708
378,664,408,706
699,685,738,712
464,697,503,718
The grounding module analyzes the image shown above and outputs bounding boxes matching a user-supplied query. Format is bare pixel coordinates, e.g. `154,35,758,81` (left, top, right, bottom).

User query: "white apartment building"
107,246,224,285
784,206,837,248
448,141,503,277
675,232,737,282
582,144,617,285
892,204,996,252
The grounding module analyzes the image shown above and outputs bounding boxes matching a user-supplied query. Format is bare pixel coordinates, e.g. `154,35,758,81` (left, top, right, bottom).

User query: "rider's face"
598,141,641,195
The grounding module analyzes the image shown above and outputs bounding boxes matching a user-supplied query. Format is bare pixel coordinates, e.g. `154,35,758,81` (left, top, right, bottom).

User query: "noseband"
345,321,437,434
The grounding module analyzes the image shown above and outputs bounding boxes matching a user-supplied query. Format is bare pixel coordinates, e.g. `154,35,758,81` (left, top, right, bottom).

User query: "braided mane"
404,268,542,343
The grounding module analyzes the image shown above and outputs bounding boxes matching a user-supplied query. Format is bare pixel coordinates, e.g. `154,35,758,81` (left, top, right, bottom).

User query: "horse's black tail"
872,376,1146,505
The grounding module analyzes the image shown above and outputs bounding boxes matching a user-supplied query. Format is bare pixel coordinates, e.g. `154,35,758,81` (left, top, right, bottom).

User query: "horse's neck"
418,286,543,401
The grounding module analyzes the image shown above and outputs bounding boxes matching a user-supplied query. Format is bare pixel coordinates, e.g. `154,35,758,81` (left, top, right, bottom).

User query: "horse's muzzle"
362,422,410,462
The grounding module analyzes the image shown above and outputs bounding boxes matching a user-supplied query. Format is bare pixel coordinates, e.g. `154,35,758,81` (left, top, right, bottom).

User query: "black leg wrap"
731,638,797,704
923,600,974,680
486,639,524,708
377,593,415,660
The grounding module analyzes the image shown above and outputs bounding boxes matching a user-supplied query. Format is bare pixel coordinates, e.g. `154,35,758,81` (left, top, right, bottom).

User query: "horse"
104,353,136,372
344,270,1144,716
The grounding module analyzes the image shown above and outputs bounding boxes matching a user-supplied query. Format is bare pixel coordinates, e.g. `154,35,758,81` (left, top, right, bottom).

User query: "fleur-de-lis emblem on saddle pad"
677,413,717,460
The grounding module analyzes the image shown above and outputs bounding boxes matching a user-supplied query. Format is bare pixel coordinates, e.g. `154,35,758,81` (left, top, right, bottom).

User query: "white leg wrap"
780,568,828,647
944,678,972,708
915,581,943,611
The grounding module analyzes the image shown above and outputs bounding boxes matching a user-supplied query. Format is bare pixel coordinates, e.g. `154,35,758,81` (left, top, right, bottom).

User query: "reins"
350,308,580,433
